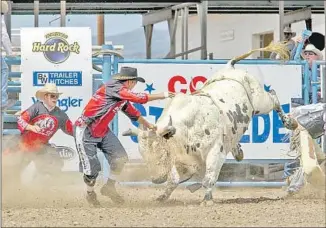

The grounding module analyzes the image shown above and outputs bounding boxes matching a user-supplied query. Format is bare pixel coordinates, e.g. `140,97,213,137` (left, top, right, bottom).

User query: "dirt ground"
1,142,325,227
2,179,326,227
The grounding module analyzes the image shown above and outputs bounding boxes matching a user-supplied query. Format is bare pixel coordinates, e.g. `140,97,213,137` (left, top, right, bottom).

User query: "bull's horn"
158,116,176,138
122,128,139,136
168,115,172,126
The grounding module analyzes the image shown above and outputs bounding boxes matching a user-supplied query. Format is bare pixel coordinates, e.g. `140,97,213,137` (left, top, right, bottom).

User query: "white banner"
20,27,93,171
118,63,302,160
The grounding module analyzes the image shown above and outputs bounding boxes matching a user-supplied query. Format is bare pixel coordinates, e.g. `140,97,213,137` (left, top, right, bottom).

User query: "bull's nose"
151,174,168,184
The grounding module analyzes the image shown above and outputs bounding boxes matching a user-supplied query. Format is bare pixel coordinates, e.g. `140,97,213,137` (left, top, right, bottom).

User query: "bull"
123,45,295,204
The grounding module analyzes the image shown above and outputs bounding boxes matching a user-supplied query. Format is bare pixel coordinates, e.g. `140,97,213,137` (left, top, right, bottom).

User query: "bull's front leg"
156,164,195,202
155,165,179,202
201,142,226,205
156,180,178,202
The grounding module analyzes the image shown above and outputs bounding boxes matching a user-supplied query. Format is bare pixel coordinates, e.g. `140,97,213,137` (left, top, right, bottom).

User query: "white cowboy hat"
1,1,9,14
35,83,62,100
302,44,324,60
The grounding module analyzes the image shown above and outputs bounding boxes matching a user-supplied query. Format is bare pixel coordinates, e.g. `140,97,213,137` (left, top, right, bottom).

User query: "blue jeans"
1,56,9,108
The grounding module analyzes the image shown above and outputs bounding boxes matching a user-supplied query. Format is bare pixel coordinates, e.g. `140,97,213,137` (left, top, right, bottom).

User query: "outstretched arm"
119,88,174,104
147,92,175,101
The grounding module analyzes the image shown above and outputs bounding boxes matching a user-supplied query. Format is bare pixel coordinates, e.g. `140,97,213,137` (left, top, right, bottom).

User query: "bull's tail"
225,59,235,69
227,41,290,67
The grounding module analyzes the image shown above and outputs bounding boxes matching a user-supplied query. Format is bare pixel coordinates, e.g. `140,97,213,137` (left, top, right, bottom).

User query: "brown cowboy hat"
112,67,145,83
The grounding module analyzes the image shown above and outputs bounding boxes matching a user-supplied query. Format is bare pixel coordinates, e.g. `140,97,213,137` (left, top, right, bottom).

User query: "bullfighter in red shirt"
6,83,74,185
74,66,174,206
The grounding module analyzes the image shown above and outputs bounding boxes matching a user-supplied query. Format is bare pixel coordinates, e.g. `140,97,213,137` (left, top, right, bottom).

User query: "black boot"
100,179,125,204
86,191,101,207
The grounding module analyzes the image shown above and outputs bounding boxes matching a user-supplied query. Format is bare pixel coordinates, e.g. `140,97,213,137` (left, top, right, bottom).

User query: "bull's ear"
122,128,139,136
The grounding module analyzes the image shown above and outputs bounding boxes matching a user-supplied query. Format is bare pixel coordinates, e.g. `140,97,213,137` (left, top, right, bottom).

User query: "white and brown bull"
123,49,295,204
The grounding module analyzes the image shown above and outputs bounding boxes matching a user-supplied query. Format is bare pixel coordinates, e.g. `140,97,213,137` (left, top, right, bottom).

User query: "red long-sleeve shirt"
17,101,73,152
75,80,148,138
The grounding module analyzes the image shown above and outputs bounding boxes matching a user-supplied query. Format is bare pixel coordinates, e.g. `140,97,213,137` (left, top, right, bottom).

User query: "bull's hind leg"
269,90,298,130
201,143,226,205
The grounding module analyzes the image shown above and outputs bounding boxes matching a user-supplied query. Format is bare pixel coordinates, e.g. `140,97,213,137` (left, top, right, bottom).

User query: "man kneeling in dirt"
284,103,326,195
3,83,74,187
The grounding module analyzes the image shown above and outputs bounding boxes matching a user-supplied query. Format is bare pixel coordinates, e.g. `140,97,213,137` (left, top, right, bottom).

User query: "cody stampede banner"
20,27,93,171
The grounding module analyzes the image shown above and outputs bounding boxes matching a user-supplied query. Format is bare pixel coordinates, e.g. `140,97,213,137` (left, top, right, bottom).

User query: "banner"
20,27,93,171
117,62,302,160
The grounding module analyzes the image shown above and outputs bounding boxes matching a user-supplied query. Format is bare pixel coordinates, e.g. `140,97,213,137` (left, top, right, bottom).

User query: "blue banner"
33,71,82,86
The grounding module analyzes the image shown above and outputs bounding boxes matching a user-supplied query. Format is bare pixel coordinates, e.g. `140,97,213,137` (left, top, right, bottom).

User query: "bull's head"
156,116,176,140
122,116,176,184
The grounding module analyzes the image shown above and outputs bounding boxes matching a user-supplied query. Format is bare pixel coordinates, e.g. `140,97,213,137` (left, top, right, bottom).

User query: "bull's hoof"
235,151,244,162
200,192,214,206
155,194,169,202
152,174,168,184
204,191,213,201
200,200,214,207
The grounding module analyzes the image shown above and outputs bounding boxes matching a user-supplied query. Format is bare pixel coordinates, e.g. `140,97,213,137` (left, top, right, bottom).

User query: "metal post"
184,7,189,60
97,15,105,45
303,61,310,104
199,1,207,60
311,61,318,104
34,0,39,27
60,0,66,27
181,9,185,60
101,44,112,83
144,25,153,59
279,0,285,41
100,44,113,181
100,44,120,181
166,10,179,59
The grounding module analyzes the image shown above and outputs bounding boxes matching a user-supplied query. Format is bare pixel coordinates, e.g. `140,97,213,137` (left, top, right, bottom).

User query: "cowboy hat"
1,1,9,14
35,83,62,100
302,44,323,60
283,27,296,36
112,67,145,83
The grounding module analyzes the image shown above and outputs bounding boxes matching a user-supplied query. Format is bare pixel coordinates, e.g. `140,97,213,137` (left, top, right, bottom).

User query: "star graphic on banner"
264,84,271,92
144,83,156,94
